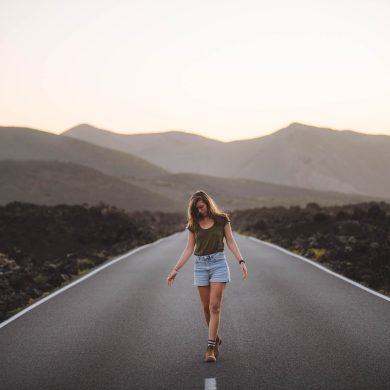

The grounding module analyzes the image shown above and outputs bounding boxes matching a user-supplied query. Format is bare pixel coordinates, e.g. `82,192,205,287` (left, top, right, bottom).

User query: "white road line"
247,235,390,302
205,377,217,390
0,232,182,329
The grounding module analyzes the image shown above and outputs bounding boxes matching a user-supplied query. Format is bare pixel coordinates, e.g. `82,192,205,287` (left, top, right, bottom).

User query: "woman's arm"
224,221,248,280
173,230,195,271
224,222,244,264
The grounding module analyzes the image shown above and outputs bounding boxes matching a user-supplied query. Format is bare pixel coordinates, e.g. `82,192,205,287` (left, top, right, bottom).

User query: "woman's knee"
209,302,221,314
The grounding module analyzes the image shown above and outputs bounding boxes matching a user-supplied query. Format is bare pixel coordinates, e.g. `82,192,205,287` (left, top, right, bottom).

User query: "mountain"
62,122,390,199
2,124,389,213
0,160,384,214
0,160,180,212
227,122,390,198
62,123,224,175
0,126,169,181
128,172,388,210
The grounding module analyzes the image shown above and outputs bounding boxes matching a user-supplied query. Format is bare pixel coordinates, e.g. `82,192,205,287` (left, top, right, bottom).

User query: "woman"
167,190,248,363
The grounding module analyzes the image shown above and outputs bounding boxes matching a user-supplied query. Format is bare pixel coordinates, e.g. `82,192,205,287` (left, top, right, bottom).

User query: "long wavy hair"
186,190,229,231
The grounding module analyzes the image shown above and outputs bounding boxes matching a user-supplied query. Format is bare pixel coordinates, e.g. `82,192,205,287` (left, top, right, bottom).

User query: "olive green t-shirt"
187,215,231,256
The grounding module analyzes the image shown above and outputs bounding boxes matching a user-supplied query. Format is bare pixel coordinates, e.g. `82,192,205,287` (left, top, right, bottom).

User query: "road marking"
248,235,390,302
0,232,182,329
205,377,217,390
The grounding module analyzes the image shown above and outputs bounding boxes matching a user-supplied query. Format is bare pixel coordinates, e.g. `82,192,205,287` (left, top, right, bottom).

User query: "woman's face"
195,200,207,218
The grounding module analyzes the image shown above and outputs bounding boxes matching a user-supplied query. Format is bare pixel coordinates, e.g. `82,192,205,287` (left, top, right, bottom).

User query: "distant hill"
2,125,389,212
62,123,227,175
62,122,390,199
128,172,389,211
0,159,383,214
0,126,169,181
0,160,180,212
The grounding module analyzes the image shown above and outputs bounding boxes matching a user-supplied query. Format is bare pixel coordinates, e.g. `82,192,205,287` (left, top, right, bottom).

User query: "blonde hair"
186,190,229,231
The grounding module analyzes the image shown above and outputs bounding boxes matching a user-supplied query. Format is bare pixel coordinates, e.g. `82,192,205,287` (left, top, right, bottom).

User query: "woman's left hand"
240,262,248,280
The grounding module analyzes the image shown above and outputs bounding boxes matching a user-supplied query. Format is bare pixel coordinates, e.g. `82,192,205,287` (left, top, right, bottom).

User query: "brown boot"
214,335,222,358
204,346,216,362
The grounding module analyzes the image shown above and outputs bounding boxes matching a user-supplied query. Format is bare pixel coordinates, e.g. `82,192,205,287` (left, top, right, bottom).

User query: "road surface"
1,230,389,389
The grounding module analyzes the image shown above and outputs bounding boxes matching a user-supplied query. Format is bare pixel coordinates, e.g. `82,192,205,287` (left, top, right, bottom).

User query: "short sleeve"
187,224,195,233
223,215,231,227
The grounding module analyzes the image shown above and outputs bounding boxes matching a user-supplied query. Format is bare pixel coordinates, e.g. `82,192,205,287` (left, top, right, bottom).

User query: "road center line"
205,377,217,390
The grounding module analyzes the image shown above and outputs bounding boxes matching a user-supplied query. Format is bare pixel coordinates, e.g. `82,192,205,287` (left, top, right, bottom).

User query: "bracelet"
239,260,245,264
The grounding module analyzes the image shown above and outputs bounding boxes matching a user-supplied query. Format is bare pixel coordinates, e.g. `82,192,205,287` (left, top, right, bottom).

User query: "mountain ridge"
60,122,390,199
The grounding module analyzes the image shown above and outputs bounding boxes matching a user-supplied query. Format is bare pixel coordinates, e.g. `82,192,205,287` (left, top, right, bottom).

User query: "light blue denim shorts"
193,251,231,286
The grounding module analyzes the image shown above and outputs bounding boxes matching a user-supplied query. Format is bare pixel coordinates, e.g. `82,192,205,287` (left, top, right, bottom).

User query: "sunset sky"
1,0,389,141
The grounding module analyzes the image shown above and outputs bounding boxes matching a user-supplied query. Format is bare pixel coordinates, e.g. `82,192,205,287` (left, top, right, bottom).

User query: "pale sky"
1,0,389,141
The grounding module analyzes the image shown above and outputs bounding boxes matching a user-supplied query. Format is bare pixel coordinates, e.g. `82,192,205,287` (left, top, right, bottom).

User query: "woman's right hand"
167,269,178,286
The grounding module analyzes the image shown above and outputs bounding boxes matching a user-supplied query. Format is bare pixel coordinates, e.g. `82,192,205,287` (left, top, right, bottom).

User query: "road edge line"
0,231,181,329
246,235,390,302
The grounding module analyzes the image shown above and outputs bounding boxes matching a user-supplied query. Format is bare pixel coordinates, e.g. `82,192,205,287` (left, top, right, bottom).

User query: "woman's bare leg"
197,285,211,326
208,282,226,340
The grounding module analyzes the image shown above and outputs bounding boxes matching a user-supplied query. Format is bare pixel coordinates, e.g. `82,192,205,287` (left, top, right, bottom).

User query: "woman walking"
167,190,248,362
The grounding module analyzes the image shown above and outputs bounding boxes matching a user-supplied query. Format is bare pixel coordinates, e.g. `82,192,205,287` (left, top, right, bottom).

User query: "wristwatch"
239,259,245,264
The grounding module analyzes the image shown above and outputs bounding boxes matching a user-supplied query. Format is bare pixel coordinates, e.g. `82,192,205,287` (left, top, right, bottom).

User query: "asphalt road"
1,230,389,390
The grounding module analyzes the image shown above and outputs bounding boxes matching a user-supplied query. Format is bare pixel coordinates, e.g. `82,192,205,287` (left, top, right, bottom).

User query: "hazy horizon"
2,121,390,144
1,0,389,142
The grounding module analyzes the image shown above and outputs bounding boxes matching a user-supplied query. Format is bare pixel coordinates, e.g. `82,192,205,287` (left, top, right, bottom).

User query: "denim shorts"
193,251,231,286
